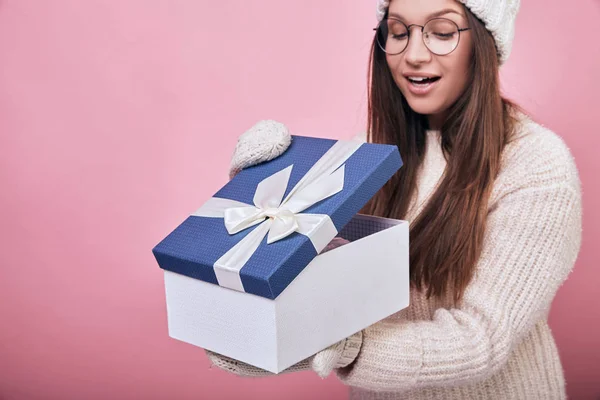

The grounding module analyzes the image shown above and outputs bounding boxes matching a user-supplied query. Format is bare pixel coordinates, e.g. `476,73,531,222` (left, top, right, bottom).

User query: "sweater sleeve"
335,136,583,392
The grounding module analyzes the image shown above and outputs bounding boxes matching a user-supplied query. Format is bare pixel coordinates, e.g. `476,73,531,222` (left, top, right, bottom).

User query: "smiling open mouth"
407,76,441,85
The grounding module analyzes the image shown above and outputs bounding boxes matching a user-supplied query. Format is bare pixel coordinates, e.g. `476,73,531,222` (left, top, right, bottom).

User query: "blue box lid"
152,135,402,299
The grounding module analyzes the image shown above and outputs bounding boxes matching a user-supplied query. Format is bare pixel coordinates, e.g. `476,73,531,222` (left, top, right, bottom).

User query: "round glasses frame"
374,17,472,56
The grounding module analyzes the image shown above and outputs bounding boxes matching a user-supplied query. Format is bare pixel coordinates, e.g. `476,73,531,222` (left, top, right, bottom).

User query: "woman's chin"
405,100,441,116
396,86,445,116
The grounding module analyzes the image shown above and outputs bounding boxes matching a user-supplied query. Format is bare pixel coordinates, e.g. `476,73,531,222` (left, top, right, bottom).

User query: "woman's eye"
391,33,408,40
433,32,456,40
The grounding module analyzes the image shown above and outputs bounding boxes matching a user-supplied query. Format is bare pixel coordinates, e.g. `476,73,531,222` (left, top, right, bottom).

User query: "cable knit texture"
229,120,292,179
375,0,520,65
335,115,582,399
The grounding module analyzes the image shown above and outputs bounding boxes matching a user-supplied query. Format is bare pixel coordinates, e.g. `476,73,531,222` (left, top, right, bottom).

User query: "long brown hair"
363,7,525,303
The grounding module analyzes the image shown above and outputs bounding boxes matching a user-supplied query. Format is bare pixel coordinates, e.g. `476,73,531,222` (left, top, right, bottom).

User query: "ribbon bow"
193,139,362,292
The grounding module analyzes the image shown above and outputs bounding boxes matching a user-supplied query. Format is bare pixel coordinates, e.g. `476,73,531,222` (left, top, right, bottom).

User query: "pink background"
1,1,598,399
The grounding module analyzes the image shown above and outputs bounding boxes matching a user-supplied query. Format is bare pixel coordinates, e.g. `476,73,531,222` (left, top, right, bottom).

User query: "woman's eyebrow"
389,8,464,21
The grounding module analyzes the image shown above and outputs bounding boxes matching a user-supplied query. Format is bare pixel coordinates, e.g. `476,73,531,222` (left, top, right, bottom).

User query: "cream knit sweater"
336,115,583,399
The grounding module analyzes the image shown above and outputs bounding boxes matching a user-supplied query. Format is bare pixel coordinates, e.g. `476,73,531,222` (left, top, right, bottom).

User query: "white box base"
164,214,409,373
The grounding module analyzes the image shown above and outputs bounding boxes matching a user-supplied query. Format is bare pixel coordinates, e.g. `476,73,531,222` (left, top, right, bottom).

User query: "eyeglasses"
374,17,471,56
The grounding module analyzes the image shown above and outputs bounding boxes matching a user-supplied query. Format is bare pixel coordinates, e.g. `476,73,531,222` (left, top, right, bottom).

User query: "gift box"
152,134,410,373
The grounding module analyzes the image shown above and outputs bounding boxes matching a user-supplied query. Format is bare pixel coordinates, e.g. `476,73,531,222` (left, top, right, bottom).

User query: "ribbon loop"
253,165,292,210
223,206,266,235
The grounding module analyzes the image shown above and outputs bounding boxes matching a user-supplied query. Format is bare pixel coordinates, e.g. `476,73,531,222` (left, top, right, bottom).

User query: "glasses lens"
377,18,408,54
423,19,460,55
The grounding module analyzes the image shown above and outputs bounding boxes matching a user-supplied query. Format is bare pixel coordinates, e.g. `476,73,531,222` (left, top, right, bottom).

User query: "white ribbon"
192,140,363,292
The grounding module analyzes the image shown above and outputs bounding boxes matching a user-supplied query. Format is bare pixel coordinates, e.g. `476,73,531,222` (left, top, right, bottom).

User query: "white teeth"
408,76,439,82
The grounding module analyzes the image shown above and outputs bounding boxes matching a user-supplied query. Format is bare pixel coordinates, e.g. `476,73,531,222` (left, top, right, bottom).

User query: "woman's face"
384,0,473,128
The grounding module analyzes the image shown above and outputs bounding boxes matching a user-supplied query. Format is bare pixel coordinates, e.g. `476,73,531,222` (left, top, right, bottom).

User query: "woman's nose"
404,30,432,65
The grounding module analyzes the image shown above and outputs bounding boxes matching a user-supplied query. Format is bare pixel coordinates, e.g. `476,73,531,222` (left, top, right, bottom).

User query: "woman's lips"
405,76,441,95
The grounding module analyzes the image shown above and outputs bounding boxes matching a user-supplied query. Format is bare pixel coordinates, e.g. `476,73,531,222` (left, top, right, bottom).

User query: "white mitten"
229,120,292,179
206,236,362,379
206,330,362,379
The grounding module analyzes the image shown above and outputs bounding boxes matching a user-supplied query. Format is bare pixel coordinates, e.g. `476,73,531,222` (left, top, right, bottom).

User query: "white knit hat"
375,0,520,65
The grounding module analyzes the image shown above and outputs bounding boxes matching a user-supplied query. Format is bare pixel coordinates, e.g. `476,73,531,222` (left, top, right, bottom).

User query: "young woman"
207,0,583,398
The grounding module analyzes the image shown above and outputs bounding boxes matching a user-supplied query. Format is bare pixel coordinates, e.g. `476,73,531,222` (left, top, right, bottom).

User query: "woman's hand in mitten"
229,120,292,179
205,349,308,377
206,330,362,379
